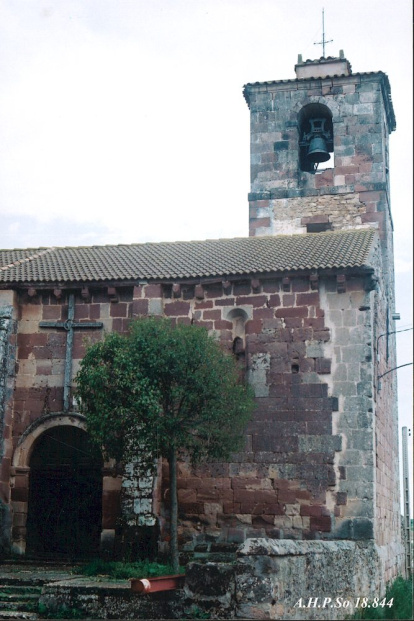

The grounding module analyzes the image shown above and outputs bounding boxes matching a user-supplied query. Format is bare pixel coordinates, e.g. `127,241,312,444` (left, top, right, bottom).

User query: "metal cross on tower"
40,293,103,412
314,8,333,58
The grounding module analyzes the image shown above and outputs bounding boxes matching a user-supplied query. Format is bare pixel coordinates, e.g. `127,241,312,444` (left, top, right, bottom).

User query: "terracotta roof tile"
0,229,377,285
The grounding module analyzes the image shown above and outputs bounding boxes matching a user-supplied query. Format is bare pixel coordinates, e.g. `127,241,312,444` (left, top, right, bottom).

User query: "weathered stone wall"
39,538,388,620
185,538,385,620
0,291,17,554
1,257,403,577
247,73,393,244
1,272,372,553
245,65,403,581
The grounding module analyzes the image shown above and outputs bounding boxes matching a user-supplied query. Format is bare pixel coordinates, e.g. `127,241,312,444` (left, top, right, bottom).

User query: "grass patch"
350,577,412,620
76,558,184,580
37,602,87,619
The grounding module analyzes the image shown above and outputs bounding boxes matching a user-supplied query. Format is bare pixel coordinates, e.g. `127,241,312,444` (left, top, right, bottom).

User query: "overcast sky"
0,0,412,501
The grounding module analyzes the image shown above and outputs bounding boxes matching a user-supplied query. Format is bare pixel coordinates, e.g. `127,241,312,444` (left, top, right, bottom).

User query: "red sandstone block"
89,304,101,320
178,489,197,503
245,320,262,335
197,488,233,502
303,318,325,329
277,490,298,503
296,292,319,306
133,285,143,298
18,333,48,349
195,300,213,309
132,299,149,316
253,308,274,320
361,212,384,224
306,421,332,435
313,329,330,341
42,306,62,320
144,284,163,298
223,502,241,514
300,215,329,224
241,502,285,516
291,328,313,342
203,309,222,320
110,303,128,318
282,294,295,306
236,295,268,307
214,298,235,306
75,305,90,320
267,294,281,307
181,502,206,516
1,458,10,482
300,505,323,517
177,477,202,490
234,489,277,504
164,301,190,316
275,307,308,318
359,190,381,202
214,320,233,330
315,169,334,188
250,218,271,230
11,487,28,502
310,516,332,532
250,200,270,209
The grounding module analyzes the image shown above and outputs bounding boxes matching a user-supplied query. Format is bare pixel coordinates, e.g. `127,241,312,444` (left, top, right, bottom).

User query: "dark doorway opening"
26,426,103,559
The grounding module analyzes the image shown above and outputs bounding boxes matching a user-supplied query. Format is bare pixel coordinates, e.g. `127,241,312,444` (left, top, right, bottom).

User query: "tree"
75,317,255,571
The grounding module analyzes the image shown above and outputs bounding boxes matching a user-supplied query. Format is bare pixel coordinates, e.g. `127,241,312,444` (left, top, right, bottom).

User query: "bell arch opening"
298,103,334,173
25,425,103,559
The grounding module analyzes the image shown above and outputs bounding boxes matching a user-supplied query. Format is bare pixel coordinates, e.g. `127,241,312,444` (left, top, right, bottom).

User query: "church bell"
307,135,330,164
301,117,332,167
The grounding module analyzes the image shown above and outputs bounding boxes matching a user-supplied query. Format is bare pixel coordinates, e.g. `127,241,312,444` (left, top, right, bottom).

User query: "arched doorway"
25,425,103,559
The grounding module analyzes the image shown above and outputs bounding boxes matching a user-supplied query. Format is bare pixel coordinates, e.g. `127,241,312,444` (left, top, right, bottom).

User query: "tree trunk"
168,446,179,573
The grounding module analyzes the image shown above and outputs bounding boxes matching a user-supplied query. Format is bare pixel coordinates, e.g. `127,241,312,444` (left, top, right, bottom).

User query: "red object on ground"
131,574,185,593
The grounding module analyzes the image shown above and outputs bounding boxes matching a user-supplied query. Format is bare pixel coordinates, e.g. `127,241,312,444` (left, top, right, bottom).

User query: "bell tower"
243,53,396,240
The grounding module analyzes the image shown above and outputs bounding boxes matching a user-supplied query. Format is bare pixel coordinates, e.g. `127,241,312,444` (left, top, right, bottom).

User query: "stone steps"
0,562,80,620
0,584,40,619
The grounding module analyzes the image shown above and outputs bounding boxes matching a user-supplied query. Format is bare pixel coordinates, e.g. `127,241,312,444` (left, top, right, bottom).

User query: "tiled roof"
0,229,377,285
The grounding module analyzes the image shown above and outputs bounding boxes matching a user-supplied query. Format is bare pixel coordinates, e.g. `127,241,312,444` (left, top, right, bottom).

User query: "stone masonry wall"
2,263,402,568
185,538,385,620
247,73,393,244
0,291,18,554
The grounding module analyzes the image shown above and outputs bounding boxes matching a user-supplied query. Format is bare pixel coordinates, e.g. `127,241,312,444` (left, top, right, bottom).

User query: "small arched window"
298,104,334,173
226,308,249,364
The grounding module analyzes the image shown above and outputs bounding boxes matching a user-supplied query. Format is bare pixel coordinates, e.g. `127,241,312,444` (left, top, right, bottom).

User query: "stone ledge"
237,537,357,557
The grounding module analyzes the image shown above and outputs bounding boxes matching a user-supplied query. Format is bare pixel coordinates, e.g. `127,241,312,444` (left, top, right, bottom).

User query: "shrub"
350,576,412,620
77,558,183,580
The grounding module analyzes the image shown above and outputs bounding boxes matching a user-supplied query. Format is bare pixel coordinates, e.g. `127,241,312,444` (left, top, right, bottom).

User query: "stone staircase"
0,561,79,620
0,583,41,620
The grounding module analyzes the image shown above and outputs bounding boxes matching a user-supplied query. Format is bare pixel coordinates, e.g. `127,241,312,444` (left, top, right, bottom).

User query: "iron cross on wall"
40,293,103,412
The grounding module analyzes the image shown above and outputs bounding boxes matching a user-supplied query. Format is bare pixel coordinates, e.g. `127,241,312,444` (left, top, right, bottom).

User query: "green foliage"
349,577,412,620
185,605,211,619
38,602,87,619
77,558,183,579
75,317,255,466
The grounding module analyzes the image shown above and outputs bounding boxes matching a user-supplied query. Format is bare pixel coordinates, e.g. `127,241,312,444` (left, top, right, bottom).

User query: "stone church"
0,54,405,589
